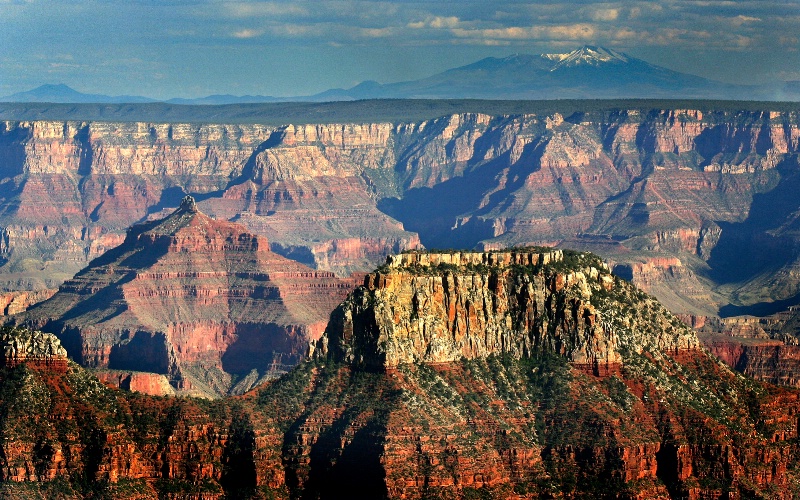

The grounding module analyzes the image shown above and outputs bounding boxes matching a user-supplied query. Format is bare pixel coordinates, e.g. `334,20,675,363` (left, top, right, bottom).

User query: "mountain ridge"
3,45,795,104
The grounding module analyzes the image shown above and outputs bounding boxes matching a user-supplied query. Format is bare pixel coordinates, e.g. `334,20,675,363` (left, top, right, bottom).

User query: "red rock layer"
0,289,57,316
94,369,175,396
15,199,356,396
4,249,800,498
701,332,800,386
3,110,800,314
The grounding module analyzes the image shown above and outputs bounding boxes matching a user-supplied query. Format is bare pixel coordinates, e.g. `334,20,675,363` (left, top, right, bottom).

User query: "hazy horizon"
2,1,798,100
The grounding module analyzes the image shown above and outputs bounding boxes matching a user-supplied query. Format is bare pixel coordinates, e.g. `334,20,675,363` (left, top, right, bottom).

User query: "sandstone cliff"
12,197,356,397
3,110,800,316
3,254,800,498
316,249,696,372
691,308,800,388
0,325,67,371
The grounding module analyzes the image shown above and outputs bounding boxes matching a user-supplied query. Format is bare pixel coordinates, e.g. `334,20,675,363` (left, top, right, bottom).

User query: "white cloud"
357,27,395,38
408,16,461,29
232,28,265,39
729,14,761,26
451,23,598,43
222,2,308,19
590,8,620,22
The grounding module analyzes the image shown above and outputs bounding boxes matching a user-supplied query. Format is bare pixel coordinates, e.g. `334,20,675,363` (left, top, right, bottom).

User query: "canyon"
7,106,800,392
2,108,800,320
2,251,800,498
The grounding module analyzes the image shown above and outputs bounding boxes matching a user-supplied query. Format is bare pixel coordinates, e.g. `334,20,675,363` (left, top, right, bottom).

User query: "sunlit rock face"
316,249,698,373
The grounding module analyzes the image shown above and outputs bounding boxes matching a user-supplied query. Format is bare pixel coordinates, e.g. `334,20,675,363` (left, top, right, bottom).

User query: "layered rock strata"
13,197,356,396
93,369,175,396
0,289,56,316
3,254,800,498
3,110,800,315
316,250,697,372
262,250,800,499
694,309,800,388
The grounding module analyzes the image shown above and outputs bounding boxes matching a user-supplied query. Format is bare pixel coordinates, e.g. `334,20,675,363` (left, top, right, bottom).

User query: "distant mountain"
0,83,157,104
3,46,796,103
314,45,772,101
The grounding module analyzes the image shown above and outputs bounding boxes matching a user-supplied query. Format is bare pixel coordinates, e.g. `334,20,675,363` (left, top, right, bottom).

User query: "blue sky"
1,0,798,99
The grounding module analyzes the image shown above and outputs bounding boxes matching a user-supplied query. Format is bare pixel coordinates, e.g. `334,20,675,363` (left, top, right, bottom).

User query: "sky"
1,0,799,100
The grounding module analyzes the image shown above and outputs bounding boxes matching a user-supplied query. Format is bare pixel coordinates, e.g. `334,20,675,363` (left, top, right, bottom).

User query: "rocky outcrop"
13,197,356,397
93,369,175,396
696,308,800,388
0,325,67,371
700,332,800,385
316,249,697,374
0,330,237,498
276,250,799,499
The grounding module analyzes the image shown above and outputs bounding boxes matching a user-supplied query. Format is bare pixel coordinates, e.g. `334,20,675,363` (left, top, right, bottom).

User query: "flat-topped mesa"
315,249,699,374
384,249,564,269
0,326,68,372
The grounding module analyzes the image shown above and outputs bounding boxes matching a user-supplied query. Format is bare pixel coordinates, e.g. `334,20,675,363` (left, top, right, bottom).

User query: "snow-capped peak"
546,45,629,70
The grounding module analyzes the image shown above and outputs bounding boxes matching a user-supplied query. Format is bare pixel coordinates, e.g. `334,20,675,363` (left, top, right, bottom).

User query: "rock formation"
2,253,800,498
288,250,791,499
317,250,626,373
2,109,800,317
0,289,56,316
694,308,800,388
0,325,67,371
12,197,356,397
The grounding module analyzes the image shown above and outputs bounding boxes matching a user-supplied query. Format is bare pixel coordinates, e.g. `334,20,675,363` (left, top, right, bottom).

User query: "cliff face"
319,251,611,372
0,325,68,371
317,250,697,372
693,309,800,388
274,250,800,499
0,329,240,499
700,332,800,386
13,197,356,397
2,110,800,315
4,255,800,499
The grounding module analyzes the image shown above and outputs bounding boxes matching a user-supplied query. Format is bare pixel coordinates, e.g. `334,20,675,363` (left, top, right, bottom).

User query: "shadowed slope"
14,197,356,397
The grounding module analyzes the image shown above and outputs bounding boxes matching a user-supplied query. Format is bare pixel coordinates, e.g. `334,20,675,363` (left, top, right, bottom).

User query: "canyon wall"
5,253,800,499
3,110,800,316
